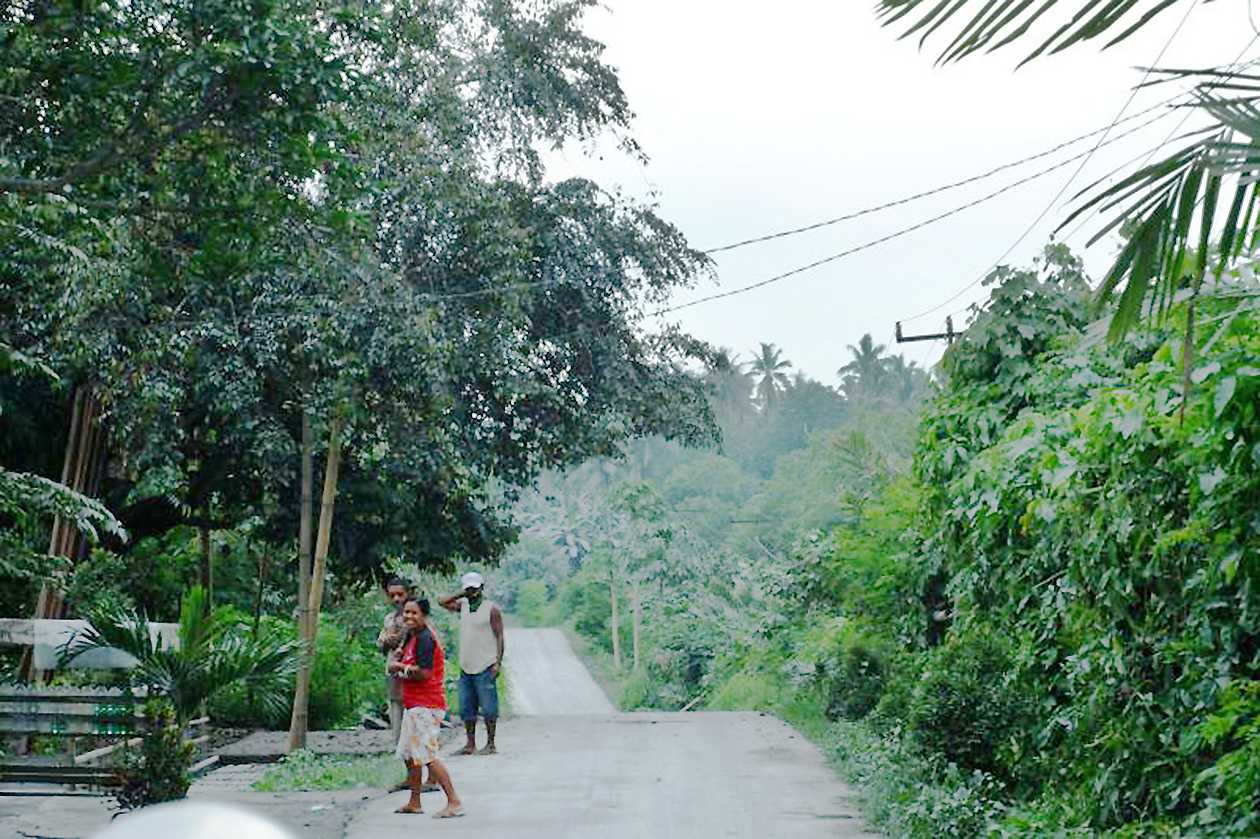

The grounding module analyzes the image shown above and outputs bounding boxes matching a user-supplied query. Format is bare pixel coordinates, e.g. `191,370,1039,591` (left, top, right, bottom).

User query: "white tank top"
459,599,498,675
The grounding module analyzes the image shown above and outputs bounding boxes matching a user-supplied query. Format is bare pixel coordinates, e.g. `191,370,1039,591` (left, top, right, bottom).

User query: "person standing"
440,572,504,755
390,597,463,818
376,576,410,744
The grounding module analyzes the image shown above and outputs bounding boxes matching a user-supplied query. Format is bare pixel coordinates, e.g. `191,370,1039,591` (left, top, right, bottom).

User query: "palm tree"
884,355,930,403
838,334,890,400
705,347,755,424
876,1,1259,342
749,342,792,412
61,586,299,723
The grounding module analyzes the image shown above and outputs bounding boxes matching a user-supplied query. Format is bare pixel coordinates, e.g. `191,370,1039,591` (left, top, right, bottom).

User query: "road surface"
346,626,873,838
0,627,873,838
504,627,616,715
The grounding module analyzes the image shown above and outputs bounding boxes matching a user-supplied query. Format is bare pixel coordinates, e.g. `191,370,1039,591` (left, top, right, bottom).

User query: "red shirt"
399,628,447,710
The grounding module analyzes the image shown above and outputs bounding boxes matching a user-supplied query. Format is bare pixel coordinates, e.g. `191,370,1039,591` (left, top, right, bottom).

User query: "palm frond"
60,587,300,722
1060,73,1260,339
875,0,1197,65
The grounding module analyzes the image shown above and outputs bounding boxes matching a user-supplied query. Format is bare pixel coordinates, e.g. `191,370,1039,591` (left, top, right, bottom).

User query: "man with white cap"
440,571,505,755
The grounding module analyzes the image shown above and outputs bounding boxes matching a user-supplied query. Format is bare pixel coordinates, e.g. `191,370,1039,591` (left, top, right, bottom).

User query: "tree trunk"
22,385,106,682
631,585,642,673
288,416,344,751
609,571,622,670
296,411,314,642
251,540,268,639
198,525,213,609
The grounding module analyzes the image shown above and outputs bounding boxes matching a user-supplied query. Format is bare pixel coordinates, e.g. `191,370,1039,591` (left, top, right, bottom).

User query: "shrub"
907,633,1028,781
209,613,378,729
516,579,552,627
114,698,195,811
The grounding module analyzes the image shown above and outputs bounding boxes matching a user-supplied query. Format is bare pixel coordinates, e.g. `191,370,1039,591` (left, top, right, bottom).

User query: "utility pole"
895,317,957,345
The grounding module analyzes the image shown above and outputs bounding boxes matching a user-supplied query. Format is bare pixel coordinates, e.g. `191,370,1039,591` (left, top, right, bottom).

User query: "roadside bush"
516,579,552,626
115,698,195,811
209,613,379,729
907,633,1028,781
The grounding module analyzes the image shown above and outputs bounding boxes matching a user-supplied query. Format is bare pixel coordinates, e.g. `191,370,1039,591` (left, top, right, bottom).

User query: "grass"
252,749,403,792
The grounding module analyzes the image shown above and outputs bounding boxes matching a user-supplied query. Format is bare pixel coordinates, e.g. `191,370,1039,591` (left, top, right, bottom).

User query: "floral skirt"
395,706,443,765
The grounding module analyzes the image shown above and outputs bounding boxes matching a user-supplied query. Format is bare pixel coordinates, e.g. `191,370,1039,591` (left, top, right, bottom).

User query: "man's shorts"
458,667,499,721
395,706,443,765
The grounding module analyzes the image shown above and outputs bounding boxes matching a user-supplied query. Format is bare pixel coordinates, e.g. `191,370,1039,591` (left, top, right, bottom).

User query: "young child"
389,597,464,818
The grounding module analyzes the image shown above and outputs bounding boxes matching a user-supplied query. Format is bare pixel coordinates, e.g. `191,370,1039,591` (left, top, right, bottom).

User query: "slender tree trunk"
251,540,268,639
296,411,314,642
288,416,344,751
631,585,642,673
22,386,105,682
198,525,213,609
609,571,622,670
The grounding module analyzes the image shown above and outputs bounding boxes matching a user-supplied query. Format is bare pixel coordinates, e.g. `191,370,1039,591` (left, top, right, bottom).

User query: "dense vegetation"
5,1,1260,834
496,244,1260,835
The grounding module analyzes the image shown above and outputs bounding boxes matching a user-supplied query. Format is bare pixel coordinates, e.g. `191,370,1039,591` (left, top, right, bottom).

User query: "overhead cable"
652,106,1176,317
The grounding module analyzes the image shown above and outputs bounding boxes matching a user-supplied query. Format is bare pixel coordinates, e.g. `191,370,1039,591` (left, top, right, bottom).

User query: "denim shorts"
458,667,499,721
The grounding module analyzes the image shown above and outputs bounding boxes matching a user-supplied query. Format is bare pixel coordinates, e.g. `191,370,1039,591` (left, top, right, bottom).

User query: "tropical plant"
838,334,890,399
749,342,793,412
61,586,299,723
705,347,756,424
876,0,1260,341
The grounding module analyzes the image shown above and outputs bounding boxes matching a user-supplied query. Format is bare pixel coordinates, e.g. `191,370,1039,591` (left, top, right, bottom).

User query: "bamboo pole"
296,411,314,642
287,415,343,751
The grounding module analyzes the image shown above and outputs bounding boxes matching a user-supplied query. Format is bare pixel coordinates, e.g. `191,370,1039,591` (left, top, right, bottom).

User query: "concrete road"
346,627,874,838
505,627,616,715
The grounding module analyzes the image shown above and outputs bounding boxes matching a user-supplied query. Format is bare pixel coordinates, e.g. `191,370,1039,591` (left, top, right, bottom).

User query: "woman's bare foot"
477,744,496,755
454,743,475,756
434,804,465,818
395,802,424,815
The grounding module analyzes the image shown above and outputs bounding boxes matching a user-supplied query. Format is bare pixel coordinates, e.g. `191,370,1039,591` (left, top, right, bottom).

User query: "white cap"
460,571,485,590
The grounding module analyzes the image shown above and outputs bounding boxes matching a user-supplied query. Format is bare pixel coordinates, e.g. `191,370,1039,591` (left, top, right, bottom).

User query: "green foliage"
1187,681,1260,835
209,612,378,730
906,634,1030,782
515,580,553,627
252,750,402,793
822,718,1002,838
114,698,195,811
63,586,298,723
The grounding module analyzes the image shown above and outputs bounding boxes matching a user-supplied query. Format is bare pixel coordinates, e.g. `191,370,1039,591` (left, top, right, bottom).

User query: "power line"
405,98,1191,308
699,95,1186,257
1061,44,1260,247
897,0,1204,325
651,106,1176,318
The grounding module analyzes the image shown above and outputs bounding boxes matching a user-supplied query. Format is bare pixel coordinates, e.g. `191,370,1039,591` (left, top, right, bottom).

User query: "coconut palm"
749,342,793,412
838,334,890,400
61,586,299,723
876,0,1260,341
705,347,755,424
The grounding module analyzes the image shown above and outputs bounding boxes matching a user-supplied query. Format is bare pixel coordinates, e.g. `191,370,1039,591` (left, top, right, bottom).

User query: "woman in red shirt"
388,597,464,818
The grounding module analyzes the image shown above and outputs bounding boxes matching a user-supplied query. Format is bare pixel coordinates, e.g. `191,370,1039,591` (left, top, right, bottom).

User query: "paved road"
505,627,616,715
1,627,873,838
346,627,873,838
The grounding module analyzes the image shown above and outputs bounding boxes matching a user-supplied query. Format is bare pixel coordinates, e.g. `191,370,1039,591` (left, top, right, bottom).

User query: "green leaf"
1214,376,1237,417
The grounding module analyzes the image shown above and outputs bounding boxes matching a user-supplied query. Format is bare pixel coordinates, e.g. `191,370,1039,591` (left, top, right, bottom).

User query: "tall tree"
749,342,793,413
705,348,755,426
838,334,890,400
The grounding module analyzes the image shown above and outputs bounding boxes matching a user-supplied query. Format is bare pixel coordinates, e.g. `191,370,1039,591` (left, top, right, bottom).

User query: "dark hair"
384,575,411,592
403,595,430,616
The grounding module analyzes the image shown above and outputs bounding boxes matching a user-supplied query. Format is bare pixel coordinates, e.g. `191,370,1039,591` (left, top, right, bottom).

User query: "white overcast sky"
544,0,1252,381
